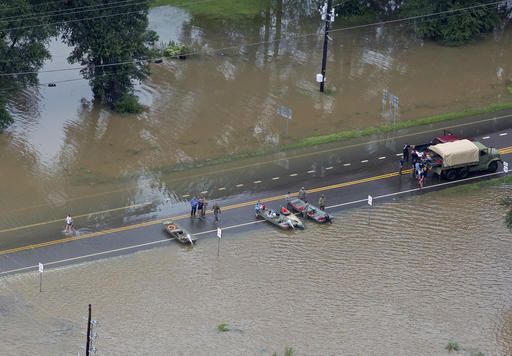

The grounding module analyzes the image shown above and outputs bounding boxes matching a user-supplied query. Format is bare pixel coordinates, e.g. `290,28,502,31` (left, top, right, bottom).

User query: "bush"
0,105,13,131
445,341,460,352
217,323,230,332
114,94,144,114
163,41,190,59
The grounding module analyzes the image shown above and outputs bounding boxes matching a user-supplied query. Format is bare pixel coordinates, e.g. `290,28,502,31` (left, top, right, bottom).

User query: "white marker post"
217,228,222,257
367,195,373,225
504,161,509,183
38,262,44,292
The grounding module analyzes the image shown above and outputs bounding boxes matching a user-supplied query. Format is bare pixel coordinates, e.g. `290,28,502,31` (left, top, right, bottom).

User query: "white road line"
235,184,244,187
253,180,262,184
482,136,490,139
290,173,298,177
499,133,508,136
1,171,505,277
378,156,386,160
0,239,170,276
218,187,226,191
272,177,280,180
325,166,334,170
395,153,403,156
182,194,190,198
343,163,351,166
361,160,369,163
200,191,208,194
307,170,316,173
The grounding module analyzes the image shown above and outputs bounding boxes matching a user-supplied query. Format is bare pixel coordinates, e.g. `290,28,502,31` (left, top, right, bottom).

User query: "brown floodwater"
1,184,511,355
1,5,512,233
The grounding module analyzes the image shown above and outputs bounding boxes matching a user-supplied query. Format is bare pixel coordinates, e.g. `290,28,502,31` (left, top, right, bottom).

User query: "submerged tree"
401,0,509,45
500,196,512,231
0,0,54,130
61,0,158,113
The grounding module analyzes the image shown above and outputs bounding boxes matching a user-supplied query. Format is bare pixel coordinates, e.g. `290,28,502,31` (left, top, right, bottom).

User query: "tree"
61,0,158,113
401,0,507,45
0,0,54,130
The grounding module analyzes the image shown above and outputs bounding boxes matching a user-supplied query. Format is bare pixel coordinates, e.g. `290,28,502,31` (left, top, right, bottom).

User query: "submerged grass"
217,323,230,332
150,0,264,18
160,102,512,174
441,174,512,195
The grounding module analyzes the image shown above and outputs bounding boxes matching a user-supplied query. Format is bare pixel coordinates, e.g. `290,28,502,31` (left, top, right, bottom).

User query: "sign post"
504,161,509,183
38,262,44,292
217,228,222,257
277,105,292,137
367,195,373,225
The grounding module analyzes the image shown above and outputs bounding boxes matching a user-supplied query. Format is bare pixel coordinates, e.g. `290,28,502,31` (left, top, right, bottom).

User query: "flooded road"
1,184,511,355
1,5,512,235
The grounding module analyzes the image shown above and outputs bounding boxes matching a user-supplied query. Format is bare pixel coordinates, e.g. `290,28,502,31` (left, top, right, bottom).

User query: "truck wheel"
445,169,458,181
457,168,469,179
488,161,498,173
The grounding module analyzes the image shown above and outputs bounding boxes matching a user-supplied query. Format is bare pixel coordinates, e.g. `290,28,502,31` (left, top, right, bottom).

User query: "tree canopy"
60,0,158,113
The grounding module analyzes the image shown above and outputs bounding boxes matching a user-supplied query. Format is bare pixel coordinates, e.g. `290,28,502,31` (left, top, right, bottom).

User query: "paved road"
1,113,511,276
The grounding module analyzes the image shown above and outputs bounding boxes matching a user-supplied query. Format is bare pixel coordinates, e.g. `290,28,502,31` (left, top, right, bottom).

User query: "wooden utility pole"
320,0,334,92
85,304,91,356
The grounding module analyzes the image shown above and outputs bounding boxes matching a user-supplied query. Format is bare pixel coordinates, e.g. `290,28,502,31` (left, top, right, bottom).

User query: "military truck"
426,139,501,181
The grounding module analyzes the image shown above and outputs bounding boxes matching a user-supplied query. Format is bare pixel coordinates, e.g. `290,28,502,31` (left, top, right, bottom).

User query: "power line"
0,0,149,23
0,0,507,78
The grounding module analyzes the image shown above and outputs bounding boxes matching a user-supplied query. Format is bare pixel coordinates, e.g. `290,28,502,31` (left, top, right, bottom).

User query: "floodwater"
1,5,512,235
1,184,512,355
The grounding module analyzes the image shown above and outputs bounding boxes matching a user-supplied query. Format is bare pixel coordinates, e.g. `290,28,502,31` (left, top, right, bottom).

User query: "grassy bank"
442,175,512,195
150,0,264,18
166,102,512,172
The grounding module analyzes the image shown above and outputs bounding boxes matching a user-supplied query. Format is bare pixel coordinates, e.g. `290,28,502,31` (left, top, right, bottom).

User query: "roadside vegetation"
151,0,265,18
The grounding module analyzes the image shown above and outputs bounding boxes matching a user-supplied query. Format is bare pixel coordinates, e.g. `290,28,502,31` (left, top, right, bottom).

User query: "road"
0,112,511,276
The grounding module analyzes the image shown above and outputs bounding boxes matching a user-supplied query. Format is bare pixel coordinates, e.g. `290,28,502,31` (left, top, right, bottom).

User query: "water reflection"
1,5,512,237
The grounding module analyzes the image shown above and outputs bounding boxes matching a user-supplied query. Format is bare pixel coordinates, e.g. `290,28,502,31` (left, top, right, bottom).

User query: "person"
418,168,426,188
403,144,410,162
255,200,262,215
190,197,198,217
285,191,291,201
411,147,418,166
197,198,204,218
65,214,75,233
201,197,208,217
399,158,404,175
318,194,326,211
303,202,310,218
212,202,221,223
298,187,306,202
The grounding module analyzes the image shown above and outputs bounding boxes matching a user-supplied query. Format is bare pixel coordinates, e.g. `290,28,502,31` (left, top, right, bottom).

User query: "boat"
256,208,295,230
287,198,332,223
162,220,197,245
279,206,305,229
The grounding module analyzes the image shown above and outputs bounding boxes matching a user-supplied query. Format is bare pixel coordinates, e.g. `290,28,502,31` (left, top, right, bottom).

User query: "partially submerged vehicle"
256,208,297,230
162,220,197,245
287,198,332,223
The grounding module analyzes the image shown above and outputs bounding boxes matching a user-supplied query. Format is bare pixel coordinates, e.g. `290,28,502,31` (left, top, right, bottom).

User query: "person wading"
212,202,221,223
190,197,198,217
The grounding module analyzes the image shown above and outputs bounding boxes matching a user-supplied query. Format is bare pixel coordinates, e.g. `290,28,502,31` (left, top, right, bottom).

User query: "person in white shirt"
65,214,75,233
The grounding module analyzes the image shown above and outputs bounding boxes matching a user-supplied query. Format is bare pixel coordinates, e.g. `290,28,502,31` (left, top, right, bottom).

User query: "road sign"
504,161,509,173
368,195,373,206
217,228,222,239
38,262,44,273
277,105,292,120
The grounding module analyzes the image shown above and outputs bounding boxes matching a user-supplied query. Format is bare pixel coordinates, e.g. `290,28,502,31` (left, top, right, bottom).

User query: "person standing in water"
65,214,75,233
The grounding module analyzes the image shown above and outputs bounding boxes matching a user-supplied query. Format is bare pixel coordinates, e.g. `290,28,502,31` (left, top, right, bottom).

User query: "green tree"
61,0,158,112
401,0,507,45
0,0,54,130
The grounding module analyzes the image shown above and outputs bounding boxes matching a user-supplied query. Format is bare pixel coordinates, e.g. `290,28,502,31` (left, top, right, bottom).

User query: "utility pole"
85,304,91,356
318,0,335,92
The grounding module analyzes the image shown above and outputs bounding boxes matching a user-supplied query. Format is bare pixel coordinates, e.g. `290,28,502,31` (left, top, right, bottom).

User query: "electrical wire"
0,0,508,79
0,0,149,23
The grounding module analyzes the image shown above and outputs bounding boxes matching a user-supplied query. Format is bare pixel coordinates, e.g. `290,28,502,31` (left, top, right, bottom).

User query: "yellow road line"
1,144,511,256
0,169,411,256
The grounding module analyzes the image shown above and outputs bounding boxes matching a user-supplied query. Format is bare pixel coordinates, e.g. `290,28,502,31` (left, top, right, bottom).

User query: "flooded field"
1,185,511,355
1,5,512,236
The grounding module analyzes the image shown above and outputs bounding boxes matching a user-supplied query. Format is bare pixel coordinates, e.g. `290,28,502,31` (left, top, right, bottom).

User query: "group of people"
401,144,429,188
190,197,222,222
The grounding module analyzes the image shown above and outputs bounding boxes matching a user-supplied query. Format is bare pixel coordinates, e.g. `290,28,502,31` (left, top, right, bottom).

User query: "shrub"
163,41,190,59
0,105,13,131
445,341,460,352
114,94,144,114
217,323,230,332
